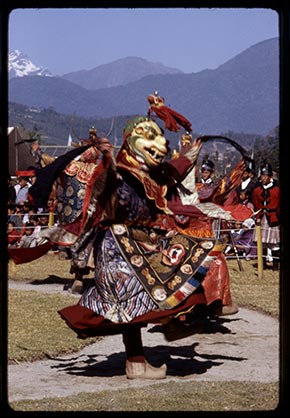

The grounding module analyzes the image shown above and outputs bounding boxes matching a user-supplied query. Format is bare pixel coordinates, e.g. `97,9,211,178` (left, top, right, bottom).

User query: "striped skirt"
253,215,280,245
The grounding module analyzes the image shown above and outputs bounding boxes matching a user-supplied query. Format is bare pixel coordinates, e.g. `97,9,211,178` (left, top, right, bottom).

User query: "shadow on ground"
47,339,247,379
30,276,93,288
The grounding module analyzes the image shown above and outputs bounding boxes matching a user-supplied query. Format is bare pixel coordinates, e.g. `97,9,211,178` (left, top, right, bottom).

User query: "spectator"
236,166,256,201
15,204,27,229
196,159,217,202
29,213,40,228
195,157,247,238
234,189,256,259
225,217,257,261
238,189,254,212
20,200,36,224
15,176,30,205
252,163,280,270
7,204,23,230
38,214,49,230
8,175,16,204
36,214,52,244
196,157,246,206
28,215,48,246
18,222,38,248
7,221,21,247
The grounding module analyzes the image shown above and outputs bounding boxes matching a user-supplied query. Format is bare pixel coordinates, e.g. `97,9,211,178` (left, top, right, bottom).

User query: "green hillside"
9,101,279,177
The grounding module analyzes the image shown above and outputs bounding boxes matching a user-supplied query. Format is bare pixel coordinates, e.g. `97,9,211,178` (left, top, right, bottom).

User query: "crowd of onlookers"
196,159,280,270
226,164,279,269
7,173,53,249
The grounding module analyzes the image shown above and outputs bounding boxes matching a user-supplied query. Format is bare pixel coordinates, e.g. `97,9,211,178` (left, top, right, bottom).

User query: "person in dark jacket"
236,166,256,202
8,175,16,204
252,163,280,269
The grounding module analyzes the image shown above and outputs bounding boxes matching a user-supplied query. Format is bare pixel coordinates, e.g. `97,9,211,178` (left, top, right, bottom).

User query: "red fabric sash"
8,241,53,264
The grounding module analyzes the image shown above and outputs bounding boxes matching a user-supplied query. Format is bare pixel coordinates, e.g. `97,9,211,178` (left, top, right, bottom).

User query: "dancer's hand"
97,137,114,156
180,137,202,164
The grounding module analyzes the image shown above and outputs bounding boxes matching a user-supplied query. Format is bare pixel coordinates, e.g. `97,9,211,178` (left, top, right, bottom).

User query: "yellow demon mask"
118,116,170,170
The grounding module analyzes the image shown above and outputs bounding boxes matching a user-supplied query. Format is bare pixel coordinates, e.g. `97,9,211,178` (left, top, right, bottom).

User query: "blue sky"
8,7,278,75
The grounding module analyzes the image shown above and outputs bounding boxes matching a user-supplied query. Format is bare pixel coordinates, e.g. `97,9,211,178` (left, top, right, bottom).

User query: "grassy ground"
9,382,280,412
5,252,281,412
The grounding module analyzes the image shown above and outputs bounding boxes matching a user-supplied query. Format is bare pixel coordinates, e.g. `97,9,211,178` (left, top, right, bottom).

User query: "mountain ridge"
61,56,183,89
9,37,279,135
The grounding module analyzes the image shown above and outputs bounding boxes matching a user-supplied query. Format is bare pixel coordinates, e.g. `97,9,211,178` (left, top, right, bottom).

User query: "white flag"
67,133,73,147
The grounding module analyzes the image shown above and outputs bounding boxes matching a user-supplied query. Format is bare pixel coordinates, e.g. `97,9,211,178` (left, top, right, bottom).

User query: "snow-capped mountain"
9,50,53,78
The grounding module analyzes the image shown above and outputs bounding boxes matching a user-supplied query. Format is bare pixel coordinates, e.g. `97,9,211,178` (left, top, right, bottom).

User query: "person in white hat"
252,163,280,269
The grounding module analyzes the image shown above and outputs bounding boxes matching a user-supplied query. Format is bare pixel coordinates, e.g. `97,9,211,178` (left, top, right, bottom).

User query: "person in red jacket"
7,220,21,247
252,163,280,269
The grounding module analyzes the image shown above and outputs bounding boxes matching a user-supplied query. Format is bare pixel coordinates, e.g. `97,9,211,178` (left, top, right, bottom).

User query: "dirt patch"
7,280,279,402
